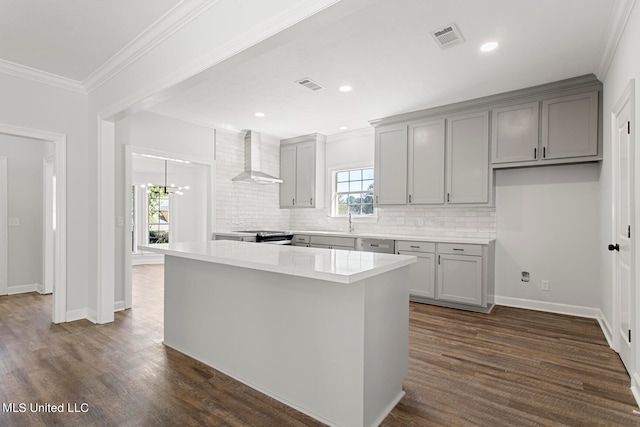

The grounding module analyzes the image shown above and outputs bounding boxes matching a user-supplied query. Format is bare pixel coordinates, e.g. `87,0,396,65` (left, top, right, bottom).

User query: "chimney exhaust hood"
232,130,283,184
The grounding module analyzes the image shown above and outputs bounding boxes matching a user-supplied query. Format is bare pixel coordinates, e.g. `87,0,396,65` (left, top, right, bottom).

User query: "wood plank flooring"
0,264,638,426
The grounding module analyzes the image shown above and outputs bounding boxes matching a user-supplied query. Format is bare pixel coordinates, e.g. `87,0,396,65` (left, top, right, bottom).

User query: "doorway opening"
0,124,67,324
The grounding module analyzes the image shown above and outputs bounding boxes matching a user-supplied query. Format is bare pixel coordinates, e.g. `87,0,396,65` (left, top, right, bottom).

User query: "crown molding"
0,59,85,93
83,0,223,93
594,0,637,81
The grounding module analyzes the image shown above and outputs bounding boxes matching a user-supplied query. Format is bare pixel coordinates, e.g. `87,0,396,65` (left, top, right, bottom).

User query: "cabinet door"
408,120,445,204
446,112,489,204
295,141,316,207
491,102,539,164
399,251,435,298
280,145,297,208
437,254,482,306
375,124,408,205
541,91,598,160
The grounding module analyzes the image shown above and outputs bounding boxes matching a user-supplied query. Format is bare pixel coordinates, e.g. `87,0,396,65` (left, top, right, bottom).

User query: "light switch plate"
8,217,19,227
116,216,125,227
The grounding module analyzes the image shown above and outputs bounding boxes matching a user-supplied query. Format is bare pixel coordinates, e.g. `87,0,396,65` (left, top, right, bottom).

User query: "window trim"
329,164,376,218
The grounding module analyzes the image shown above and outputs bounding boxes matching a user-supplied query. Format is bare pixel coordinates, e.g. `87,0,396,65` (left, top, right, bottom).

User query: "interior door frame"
611,79,636,383
0,156,7,296
0,124,67,323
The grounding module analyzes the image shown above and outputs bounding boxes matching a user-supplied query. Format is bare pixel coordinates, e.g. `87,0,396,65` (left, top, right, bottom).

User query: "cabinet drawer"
293,235,310,244
310,235,355,248
396,241,436,253
437,243,482,256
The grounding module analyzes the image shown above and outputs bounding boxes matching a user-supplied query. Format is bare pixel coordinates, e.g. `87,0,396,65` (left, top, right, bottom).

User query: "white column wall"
0,73,88,313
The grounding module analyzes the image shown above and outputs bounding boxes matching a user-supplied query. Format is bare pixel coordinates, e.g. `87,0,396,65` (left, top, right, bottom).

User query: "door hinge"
628,121,631,135
629,225,631,239
629,329,632,343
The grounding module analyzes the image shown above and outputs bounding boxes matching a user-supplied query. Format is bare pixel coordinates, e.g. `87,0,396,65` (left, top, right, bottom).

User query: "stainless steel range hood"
232,130,283,184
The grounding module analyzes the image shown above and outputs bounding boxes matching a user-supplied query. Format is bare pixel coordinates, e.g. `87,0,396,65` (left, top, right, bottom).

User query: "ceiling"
0,0,181,81
0,0,618,139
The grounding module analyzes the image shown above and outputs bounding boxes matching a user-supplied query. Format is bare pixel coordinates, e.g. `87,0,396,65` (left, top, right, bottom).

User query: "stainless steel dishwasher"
355,238,395,254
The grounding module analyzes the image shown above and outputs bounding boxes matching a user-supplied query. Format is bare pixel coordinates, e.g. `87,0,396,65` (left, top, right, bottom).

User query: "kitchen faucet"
348,212,354,233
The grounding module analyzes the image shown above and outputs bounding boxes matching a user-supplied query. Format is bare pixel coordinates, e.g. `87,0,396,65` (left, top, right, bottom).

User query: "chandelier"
144,159,189,196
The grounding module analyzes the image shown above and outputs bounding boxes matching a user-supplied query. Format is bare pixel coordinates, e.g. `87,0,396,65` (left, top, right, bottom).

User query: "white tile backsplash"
289,205,496,239
215,130,290,231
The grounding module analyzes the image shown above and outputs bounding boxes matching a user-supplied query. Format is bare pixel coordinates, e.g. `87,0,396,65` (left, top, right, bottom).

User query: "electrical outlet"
541,280,550,291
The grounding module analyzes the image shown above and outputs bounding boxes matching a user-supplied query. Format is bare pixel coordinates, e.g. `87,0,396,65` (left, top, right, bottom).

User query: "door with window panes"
336,168,374,216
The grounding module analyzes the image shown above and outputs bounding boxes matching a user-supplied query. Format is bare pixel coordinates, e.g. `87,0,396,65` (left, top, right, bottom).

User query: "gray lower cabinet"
308,235,355,250
399,240,495,312
397,241,436,299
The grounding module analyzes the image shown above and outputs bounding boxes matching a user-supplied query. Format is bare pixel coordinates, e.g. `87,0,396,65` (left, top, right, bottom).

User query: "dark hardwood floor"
1,264,639,426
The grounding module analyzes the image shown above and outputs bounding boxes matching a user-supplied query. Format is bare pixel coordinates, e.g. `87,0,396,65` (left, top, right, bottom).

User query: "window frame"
331,165,376,218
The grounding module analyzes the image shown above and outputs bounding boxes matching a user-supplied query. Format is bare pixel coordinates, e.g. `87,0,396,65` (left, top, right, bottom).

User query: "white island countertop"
139,240,416,284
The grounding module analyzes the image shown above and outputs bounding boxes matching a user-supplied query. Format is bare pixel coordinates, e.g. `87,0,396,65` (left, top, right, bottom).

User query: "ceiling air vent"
430,23,465,49
296,77,325,91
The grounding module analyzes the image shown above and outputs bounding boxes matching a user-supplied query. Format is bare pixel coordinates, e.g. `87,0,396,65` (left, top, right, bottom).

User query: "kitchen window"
334,168,374,216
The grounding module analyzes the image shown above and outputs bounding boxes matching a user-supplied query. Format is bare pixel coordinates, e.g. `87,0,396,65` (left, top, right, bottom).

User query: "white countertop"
139,240,416,284
215,230,495,245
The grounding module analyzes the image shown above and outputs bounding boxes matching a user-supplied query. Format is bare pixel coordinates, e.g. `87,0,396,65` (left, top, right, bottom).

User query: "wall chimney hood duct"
232,130,283,184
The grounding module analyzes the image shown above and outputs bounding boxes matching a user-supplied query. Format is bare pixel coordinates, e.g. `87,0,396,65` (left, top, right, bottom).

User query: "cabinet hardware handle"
371,244,379,247
543,146,547,158
310,198,313,205
438,255,441,264
453,248,464,251
292,198,295,206
534,147,537,159
376,195,379,204
410,245,420,248
447,193,450,203
409,194,412,203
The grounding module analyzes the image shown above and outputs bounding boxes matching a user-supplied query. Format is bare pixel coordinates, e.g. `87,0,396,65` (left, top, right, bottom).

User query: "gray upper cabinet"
280,144,297,208
446,111,489,204
542,91,598,160
374,124,408,205
491,102,540,164
408,119,445,204
280,133,326,209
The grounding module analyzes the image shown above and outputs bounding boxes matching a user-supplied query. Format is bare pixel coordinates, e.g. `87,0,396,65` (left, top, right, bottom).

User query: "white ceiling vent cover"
296,77,325,91
430,23,465,49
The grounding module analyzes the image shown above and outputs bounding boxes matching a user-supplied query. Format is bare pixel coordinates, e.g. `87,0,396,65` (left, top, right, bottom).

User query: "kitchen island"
139,240,416,427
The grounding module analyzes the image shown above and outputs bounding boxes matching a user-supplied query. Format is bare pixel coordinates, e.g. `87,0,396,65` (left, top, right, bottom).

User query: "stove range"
235,230,294,244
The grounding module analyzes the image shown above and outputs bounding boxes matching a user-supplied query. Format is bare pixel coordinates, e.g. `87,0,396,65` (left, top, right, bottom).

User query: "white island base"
158,245,412,427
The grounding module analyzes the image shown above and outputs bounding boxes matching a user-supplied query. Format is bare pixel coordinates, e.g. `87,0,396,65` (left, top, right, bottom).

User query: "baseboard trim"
132,253,164,265
8,283,39,295
596,309,614,348
66,308,88,323
495,296,601,319
114,300,125,312
632,373,640,407
86,308,97,324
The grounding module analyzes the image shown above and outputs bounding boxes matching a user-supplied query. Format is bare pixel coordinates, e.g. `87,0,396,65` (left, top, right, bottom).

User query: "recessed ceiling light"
339,126,348,130
339,85,353,92
480,41,499,52
254,112,265,118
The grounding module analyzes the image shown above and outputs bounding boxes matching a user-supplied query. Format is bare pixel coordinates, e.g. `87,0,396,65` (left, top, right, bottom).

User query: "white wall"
289,128,497,238
494,163,602,310
0,72,88,313
0,135,51,290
